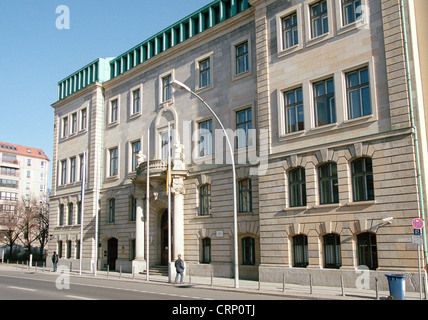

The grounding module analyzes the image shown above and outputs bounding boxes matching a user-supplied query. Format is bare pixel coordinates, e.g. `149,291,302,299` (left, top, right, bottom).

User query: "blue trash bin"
385,274,406,300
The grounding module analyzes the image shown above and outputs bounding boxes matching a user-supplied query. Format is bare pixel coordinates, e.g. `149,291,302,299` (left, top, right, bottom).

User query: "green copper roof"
57,0,250,101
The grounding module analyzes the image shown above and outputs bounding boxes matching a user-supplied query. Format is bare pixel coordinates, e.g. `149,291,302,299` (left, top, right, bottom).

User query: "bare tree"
36,193,49,261
16,195,41,260
1,201,21,260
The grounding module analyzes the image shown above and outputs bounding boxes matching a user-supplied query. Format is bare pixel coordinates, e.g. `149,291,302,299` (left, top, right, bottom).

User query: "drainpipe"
399,0,428,268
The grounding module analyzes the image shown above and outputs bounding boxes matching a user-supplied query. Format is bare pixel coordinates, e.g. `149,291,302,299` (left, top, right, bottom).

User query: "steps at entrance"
140,265,169,277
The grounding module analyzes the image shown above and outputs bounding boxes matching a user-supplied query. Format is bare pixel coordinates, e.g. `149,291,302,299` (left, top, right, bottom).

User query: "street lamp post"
171,79,239,288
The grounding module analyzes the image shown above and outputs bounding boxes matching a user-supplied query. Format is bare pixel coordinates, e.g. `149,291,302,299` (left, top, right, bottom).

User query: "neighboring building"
49,0,428,291
0,142,50,231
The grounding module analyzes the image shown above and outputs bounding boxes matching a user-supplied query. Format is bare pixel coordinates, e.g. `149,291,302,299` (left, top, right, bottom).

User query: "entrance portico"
131,145,188,275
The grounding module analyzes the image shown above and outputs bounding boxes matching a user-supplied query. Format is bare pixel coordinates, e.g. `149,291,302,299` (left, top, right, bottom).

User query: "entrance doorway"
160,210,173,265
107,238,118,270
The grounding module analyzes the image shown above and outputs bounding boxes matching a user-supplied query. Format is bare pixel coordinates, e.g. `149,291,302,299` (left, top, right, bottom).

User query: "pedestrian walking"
174,254,185,284
52,251,59,272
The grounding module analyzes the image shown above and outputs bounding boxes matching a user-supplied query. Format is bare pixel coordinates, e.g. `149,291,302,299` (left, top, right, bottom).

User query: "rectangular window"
161,130,174,161
199,58,211,88
198,120,213,157
282,12,299,49
310,0,329,38
109,198,115,223
131,141,141,172
284,88,304,133
242,237,255,265
238,179,252,213
109,148,118,177
346,67,371,119
79,154,84,181
59,205,64,226
70,157,76,183
236,108,252,149
289,168,307,207
110,99,118,123
130,197,136,222
318,162,339,204
77,201,82,225
342,0,362,26
68,203,73,225
162,75,172,102
199,184,211,216
71,113,77,134
236,41,249,74
132,89,141,114
314,78,336,127
60,160,67,185
62,117,68,138
80,108,87,131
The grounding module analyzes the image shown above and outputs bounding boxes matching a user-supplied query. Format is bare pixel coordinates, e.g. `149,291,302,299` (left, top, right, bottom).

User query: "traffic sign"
412,218,424,230
414,229,421,236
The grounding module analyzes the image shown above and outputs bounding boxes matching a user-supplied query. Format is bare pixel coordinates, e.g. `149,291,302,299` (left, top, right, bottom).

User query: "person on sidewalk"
52,251,59,272
174,254,185,284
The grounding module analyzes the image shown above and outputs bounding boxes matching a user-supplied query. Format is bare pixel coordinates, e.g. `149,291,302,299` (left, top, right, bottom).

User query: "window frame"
198,119,213,157
238,178,252,213
351,157,374,202
236,107,253,149
284,87,304,134
318,162,339,205
199,184,212,216
313,77,336,127
289,167,307,208
323,233,342,269
231,36,252,80
108,147,119,177
108,198,116,223
195,52,214,92
242,236,256,266
201,238,211,264
357,232,378,270
346,67,371,120
293,234,309,268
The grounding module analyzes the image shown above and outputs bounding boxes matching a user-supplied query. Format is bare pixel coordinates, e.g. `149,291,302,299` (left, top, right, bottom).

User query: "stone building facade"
48,0,428,290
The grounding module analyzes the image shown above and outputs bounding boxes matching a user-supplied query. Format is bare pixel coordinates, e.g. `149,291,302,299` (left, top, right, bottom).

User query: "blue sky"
0,0,210,188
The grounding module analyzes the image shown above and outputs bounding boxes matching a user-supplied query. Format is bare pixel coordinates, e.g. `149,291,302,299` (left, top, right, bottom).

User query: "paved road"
0,268,295,301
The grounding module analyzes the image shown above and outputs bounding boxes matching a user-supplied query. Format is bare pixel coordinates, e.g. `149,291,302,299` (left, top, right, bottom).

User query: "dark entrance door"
161,210,173,266
107,238,118,270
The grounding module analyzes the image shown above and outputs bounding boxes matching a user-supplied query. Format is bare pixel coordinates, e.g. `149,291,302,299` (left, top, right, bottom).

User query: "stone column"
133,197,146,274
172,177,185,260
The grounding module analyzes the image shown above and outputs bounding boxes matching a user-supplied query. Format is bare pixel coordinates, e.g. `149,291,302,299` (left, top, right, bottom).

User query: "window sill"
278,44,303,58
195,214,212,219
107,121,119,129
309,122,338,133
306,32,333,48
342,114,374,125
129,113,141,121
284,206,308,212
278,130,305,141
311,203,340,209
343,200,376,207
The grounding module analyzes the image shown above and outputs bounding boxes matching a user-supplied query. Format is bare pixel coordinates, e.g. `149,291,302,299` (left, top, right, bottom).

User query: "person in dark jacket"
174,254,185,284
52,251,59,272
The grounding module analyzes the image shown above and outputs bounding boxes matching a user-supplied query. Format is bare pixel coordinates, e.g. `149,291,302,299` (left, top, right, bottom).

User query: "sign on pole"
412,218,424,230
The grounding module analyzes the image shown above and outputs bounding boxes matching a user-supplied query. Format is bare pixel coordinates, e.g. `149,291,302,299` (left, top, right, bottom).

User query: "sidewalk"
1,263,425,300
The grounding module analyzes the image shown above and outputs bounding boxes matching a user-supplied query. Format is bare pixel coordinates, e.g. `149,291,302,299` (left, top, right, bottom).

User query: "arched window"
199,184,211,216
292,234,308,268
242,236,256,265
238,179,252,213
357,232,378,270
289,167,306,207
323,233,341,269
201,238,211,264
318,162,339,204
351,157,374,202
